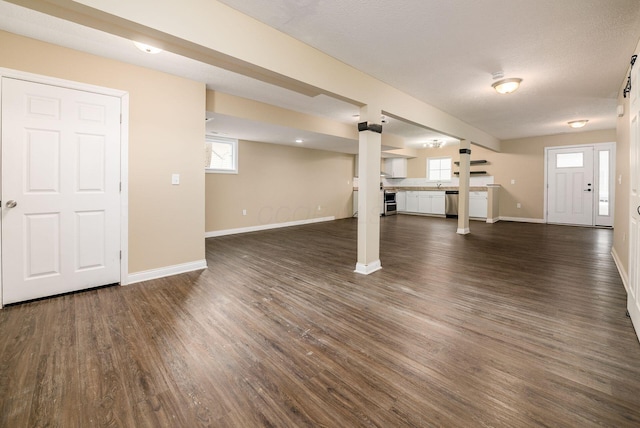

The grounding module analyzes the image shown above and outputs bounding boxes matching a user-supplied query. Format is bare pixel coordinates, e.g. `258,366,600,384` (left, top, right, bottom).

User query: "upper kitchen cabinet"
384,158,407,178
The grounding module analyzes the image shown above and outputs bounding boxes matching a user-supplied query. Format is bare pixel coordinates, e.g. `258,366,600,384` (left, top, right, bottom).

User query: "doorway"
0,70,129,306
545,143,616,227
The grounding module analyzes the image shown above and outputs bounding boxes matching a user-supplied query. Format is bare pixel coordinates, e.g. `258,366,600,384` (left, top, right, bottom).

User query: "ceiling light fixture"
428,140,444,149
133,41,162,54
568,120,589,129
492,78,523,94
295,139,303,143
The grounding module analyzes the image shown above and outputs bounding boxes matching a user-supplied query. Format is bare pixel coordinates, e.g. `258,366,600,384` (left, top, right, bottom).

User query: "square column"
355,106,382,275
457,140,471,235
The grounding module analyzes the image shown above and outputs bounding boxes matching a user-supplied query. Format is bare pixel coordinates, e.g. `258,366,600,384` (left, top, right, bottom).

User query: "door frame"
0,68,129,308
544,142,616,226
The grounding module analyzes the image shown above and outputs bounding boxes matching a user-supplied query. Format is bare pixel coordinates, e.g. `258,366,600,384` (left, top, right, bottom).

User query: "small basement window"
205,136,238,174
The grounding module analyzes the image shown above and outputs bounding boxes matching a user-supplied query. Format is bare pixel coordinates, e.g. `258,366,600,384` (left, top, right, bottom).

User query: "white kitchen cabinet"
384,158,407,178
432,194,446,215
406,191,419,212
418,193,432,214
396,191,406,211
469,191,488,218
417,191,445,215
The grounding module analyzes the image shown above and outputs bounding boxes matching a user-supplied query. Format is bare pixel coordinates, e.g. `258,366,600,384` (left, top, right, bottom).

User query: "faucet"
437,182,442,189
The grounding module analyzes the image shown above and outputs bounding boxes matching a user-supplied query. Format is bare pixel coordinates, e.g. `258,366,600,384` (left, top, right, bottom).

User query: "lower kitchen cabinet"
401,191,445,215
469,191,488,218
418,191,446,215
432,194,445,215
397,189,487,218
396,191,406,211
406,191,419,212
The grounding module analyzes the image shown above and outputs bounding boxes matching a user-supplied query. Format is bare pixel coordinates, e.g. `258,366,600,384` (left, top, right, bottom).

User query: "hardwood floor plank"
2,217,640,426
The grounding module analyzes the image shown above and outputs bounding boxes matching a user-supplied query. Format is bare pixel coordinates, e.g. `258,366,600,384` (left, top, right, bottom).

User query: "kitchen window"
427,156,452,181
206,136,238,174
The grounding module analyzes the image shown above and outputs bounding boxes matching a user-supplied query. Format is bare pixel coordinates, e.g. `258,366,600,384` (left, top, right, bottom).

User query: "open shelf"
454,160,487,166
454,171,487,175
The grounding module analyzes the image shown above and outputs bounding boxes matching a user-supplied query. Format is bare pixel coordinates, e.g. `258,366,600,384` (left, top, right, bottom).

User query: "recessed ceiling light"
295,139,303,143
568,120,589,128
492,78,522,94
133,41,162,54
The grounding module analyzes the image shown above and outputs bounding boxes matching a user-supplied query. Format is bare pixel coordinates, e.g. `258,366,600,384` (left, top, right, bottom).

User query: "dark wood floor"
1,216,640,427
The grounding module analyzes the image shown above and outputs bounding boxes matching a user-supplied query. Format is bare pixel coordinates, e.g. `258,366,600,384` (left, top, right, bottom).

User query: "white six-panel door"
1,77,121,305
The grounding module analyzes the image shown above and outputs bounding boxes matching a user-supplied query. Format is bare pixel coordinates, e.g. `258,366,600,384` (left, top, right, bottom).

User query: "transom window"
556,152,583,168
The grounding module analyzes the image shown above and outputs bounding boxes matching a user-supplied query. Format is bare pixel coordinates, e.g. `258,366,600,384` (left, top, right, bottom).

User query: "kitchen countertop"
353,185,501,191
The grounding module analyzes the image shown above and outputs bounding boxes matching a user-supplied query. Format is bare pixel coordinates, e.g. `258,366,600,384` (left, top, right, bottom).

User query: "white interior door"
628,61,640,340
547,146,594,225
1,77,121,305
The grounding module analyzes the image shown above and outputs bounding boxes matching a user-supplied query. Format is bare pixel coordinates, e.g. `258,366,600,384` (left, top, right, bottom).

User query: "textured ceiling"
1,0,640,148
218,0,640,140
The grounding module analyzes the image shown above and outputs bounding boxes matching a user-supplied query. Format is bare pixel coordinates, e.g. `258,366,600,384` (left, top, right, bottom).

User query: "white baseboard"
611,247,629,294
127,259,207,285
486,217,500,224
354,260,382,275
457,227,470,234
205,216,336,238
499,216,546,224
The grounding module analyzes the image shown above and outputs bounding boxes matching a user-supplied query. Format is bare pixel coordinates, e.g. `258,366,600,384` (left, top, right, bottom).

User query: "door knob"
637,206,640,216
584,189,592,192
5,200,17,208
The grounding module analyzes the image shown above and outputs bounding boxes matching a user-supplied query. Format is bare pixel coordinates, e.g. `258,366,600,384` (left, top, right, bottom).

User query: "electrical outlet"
517,203,521,209
511,179,516,185
171,173,180,185
317,205,322,211
242,209,247,216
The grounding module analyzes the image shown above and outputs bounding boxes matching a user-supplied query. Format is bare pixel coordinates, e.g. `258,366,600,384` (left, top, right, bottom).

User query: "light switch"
172,173,180,185
511,179,516,185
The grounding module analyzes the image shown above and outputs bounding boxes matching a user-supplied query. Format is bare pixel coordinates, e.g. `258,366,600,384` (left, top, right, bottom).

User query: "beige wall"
407,129,617,219
611,39,640,278
0,30,206,274
206,140,354,232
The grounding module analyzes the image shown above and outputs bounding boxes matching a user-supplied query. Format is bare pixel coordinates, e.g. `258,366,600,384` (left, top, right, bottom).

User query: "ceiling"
2,0,640,152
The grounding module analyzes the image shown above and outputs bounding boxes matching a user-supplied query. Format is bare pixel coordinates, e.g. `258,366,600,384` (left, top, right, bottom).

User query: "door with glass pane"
546,144,615,226
547,146,594,225
595,143,615,227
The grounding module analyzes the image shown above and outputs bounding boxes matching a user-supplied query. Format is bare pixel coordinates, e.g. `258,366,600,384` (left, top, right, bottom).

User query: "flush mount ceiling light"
133,41,162,54
492,78,523,94
568,119,589,128
295,139,303,143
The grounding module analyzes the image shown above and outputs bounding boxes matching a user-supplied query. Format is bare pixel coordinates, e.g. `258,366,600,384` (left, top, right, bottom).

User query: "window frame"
426,156,452,182
205,136,238,174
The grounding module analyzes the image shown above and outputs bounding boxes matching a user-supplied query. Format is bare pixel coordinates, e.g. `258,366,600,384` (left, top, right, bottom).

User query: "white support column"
355,105,383,275
457,140,471,235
